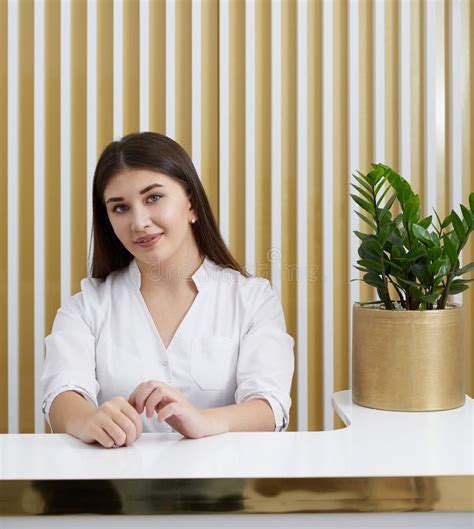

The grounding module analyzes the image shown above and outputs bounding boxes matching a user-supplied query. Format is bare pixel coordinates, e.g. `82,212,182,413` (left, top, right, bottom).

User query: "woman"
41,132,294,448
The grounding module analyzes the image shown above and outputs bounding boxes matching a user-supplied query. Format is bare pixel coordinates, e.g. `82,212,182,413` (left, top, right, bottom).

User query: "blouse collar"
128,256,217,292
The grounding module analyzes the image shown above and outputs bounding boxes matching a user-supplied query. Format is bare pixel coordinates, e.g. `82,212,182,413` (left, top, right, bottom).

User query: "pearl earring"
191,218,196,224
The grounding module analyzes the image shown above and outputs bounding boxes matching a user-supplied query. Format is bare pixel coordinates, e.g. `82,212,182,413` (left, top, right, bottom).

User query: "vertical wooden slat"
97,0,113,153
150,0,166,133
139,0,149,132
399,0,410,180
123,0,139,134
245,0,256,276
255,0,271,282
44,0,61,432
229,1,245,267
296,0,308,431
281,0,297,432
175,0,191,153
71,1,88,293
332,0,348,432
191,0,201,175
307,0,323,432
385,0,398,170
0,0,7,434
322,0,334,431
113,0,124,139
166,0,175,139
410,0,424,204
7,0,20,433
358,0,374,303
201,0,219,217
34,0,46,433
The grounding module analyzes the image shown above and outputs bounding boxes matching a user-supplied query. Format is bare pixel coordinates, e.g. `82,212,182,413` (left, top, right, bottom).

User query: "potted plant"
350,163,474,411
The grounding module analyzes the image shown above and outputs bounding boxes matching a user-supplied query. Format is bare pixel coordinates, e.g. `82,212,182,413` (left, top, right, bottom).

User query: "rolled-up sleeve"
41,290,100,431
235,279,295,432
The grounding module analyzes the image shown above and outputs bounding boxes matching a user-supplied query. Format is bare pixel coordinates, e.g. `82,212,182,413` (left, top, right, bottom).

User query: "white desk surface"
1,390,472,480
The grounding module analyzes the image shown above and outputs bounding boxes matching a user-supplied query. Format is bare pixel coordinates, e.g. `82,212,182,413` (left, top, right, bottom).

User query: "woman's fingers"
129,380,164,414
156,402,180,423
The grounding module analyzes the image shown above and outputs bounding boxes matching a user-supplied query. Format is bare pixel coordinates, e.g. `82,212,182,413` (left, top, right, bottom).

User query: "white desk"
1,390,472,528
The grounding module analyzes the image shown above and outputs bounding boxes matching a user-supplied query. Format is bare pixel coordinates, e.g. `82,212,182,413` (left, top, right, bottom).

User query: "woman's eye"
112,204,128,213
148,194,162,203
111,194,161,214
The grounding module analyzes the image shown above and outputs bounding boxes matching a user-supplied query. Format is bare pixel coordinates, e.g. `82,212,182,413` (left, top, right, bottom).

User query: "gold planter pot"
352,302,465,411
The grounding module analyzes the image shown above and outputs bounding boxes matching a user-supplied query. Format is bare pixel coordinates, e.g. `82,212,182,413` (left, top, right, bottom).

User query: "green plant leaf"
455,262,474,276
427,245,442,262
419,292,441,303
363,272,384,288
412,224,434,247
469,191,474,213
354,172,373,193
441,213,452,229
353,230,369,241
351,183,373,204
355,210,377,231
460,204,473,229
379,193,397,223
451,210,466,243
443,234,457,266
448,280,470,295
419,215,432,229
351,194,375,215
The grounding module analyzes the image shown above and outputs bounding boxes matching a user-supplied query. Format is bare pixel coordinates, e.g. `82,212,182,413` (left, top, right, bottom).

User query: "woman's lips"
135,233,162,248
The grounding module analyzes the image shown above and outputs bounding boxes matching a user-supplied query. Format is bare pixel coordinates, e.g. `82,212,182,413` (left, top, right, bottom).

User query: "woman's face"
103,168,197,266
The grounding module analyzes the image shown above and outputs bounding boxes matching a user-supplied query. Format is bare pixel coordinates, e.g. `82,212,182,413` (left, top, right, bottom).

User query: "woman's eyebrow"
106,183,164,204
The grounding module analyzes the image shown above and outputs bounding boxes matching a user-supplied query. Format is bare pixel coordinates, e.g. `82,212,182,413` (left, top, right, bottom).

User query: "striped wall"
0,0,473,435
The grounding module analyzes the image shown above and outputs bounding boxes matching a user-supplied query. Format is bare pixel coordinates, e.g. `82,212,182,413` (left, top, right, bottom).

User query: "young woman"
41,132,294,448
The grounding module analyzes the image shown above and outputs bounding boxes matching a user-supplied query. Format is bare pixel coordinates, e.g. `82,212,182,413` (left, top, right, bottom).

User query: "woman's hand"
128,381,212,439
77,396,143,448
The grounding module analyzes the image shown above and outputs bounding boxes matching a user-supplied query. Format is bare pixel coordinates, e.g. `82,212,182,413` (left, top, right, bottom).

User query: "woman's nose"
130,208,151,231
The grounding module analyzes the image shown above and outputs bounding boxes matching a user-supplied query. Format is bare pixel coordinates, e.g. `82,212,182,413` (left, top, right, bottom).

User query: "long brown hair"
90,131,249,279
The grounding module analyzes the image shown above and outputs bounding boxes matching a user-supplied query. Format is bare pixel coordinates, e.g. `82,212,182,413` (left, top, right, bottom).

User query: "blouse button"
162,361,169,366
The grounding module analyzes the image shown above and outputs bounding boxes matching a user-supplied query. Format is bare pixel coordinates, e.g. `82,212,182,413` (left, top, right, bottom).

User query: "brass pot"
352,302,465,411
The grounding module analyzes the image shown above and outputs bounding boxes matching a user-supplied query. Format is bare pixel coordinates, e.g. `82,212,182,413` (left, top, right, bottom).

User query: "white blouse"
41,257,295,434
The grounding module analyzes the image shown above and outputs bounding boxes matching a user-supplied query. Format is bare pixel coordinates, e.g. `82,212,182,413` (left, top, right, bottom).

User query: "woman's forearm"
200,398,275,436
49,391,95,435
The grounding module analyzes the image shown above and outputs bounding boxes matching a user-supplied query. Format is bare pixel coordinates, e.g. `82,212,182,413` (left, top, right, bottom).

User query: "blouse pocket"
190,336,236,391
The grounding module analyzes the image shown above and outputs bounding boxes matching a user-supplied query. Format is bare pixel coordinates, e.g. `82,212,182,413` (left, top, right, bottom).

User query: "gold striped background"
0,0,473,434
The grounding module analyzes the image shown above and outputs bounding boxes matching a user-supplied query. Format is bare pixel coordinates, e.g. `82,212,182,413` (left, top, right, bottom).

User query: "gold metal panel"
123,0,140,134
175,0,192,154
44,0,62,434
229,0,245,267
201,0,219,217
333,0,349,431
150,0,166,134
71,0,88,293
0,0,8,434
307,0,323,432
0,476,471,515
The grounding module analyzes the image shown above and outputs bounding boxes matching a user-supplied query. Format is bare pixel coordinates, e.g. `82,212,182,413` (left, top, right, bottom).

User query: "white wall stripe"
399,0,411,181
271,0,282,299
424,0,436,216
449,0,462,305
165,0,175,140
60,0,72,305
245,0,256,276
322,0,334,432
7,0,19,434
139,0,150,132
34,0,46,433
113,0,124,139
86,0,97,270
374,0,385,164
348,0,359,392
296,0,308,432
191,0,202,178
219,0,230,246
